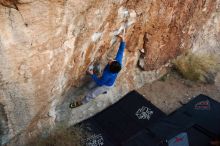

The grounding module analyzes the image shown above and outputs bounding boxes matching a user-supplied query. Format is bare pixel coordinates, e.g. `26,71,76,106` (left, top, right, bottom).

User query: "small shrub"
159,73,169,82
27,125,88,146
173,52,219,83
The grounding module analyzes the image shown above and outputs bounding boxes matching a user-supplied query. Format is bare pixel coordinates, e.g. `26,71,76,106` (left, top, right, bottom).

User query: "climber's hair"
109,61,121,73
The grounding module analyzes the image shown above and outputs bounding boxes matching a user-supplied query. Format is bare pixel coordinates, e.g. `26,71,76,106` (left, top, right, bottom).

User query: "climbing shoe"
69,101,82,108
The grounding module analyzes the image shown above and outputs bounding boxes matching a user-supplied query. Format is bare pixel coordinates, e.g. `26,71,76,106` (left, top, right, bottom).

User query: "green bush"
173,52,219,83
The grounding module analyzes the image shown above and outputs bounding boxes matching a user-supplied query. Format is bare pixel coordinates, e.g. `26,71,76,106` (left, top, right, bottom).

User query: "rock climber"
70,34,126,108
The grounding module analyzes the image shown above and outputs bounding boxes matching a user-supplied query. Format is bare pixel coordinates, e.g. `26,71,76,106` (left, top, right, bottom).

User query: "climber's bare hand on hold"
87,69,94,75
116,34,124,42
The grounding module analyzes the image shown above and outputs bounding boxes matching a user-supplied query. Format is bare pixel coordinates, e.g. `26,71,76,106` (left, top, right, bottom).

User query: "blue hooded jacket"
91,41,126,86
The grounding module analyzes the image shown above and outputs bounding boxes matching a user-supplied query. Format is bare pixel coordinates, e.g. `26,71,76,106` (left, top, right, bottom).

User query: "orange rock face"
0,0,219,144
122,0,217,70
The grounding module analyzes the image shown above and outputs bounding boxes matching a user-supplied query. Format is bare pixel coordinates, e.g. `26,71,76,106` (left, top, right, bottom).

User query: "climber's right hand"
116,34,124,42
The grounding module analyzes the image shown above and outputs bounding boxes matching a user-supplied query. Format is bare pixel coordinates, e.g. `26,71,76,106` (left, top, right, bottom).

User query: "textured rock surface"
0,0,219,144
0,103,8,144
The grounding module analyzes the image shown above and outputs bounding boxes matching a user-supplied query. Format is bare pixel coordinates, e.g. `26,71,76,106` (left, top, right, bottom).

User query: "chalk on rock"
118,7,129,19
113,25,125,36
88,107,94,111
110,36,117,46
130,10,137,18
97,102,102,107
79,114,83,118
92,32,102,42
140,48,145,53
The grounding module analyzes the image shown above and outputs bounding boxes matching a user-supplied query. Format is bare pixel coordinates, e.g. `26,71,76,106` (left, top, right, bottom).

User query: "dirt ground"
137,73,220,114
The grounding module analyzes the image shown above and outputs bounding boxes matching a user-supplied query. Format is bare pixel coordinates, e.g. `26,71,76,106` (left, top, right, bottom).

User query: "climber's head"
109,60,121,73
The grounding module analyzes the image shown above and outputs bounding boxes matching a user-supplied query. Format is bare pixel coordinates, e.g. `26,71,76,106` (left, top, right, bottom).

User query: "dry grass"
27,125,88,146
173,52,220,83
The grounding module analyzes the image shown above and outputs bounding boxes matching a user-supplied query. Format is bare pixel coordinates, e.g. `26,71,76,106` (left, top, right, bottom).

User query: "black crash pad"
187,127,212,146
92,90,166,143
77,92,219,146
121,130,167,146
77,90,166,145
167,126,212,146
93,106,143,144
148,112,195,140
114,91,166,129
176,94,220,136
78,119,115,146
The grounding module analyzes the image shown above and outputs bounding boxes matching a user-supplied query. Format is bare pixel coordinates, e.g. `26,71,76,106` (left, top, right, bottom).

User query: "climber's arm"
114,37,126,64
91,73,109,86
87,69,109,86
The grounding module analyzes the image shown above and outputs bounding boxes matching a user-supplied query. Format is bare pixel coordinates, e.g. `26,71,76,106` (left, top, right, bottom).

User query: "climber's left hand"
87,69,94,75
